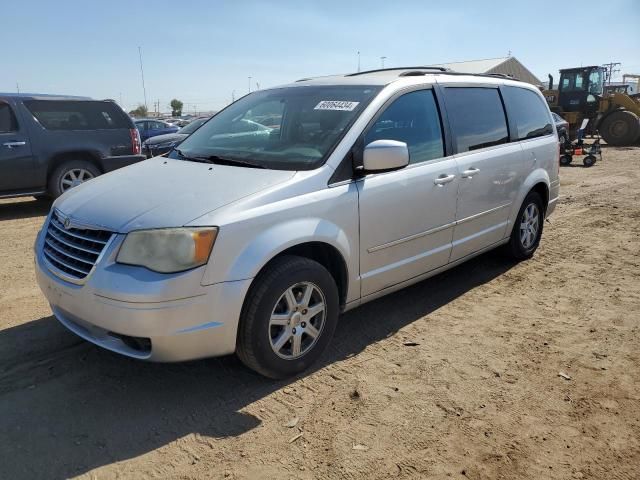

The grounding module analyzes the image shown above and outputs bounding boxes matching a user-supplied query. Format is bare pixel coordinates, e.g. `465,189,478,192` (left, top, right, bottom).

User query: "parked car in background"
35,68,559,378
164,118,189,127
134,119,179,142
552,112,570,144
143,117,209,158
0,93,144,199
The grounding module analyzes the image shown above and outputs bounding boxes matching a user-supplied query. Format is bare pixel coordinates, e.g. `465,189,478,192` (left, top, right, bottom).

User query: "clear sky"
2,0,638,113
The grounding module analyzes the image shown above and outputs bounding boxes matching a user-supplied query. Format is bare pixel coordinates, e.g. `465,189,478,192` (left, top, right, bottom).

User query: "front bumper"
34,223,252,362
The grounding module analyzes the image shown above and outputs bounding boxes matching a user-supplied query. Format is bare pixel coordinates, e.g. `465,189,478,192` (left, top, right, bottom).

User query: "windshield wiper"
203,155,266,169
175,149,265,169
174,148,212,163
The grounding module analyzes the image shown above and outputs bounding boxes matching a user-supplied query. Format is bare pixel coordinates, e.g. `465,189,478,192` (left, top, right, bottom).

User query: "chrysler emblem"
64,218,71,229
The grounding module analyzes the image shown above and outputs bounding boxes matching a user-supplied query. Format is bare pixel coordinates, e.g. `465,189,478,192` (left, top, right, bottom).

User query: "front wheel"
504,191,544,260
236,256,339,379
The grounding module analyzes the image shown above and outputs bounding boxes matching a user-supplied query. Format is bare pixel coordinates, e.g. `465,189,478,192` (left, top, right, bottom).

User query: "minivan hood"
54,157,295,232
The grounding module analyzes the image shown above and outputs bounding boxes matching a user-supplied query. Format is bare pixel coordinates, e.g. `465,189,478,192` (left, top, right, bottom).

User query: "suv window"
0,103,18,133
365,90,444,164
443,87,509,152
502,86,553,140
24,100,130,130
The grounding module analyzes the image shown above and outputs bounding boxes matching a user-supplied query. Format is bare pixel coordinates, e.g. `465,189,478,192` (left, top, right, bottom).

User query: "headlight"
117,227,218,273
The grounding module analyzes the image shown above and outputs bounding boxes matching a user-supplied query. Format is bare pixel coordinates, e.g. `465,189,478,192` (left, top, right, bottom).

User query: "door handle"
433,174,456,186
3,141,26,148
461,167,480,178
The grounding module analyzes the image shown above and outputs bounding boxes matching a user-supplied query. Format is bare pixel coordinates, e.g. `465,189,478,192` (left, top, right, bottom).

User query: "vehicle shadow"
0,198,51,221
0,252,515,479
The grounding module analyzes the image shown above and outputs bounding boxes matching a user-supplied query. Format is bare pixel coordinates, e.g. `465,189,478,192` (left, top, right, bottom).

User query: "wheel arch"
47,150,104,179
201,217,356,309
509,170,551,228
255,241,349,309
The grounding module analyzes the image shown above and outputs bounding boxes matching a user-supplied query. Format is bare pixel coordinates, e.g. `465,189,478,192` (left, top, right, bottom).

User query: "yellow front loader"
543,66,640,146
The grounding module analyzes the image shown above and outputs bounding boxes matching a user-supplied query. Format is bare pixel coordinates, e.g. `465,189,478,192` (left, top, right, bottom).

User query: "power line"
602,62,621,85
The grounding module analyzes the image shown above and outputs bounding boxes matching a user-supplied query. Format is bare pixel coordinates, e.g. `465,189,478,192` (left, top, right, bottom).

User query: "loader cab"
557,66,604,114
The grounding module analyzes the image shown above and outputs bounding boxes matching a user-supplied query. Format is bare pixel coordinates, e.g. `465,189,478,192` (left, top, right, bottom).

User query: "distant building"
429,56,542,86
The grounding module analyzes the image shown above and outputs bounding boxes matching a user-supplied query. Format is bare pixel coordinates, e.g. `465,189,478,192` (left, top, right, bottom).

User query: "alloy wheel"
268,281,326,360
60,168,95,192
519,203,540,249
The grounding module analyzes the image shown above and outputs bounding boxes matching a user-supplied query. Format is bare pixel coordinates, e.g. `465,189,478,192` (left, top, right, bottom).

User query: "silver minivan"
35,68,560,378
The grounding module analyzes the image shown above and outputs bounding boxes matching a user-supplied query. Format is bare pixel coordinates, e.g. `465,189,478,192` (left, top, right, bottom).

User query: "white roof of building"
429,57,542,86
430,57,511,73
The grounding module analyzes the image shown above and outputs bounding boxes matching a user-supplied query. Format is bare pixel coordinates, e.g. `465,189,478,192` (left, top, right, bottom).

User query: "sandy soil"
1,146,639,480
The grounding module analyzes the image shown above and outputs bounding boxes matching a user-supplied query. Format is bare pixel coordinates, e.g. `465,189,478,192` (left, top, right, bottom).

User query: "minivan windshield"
178,117,208,134
170,85,381,170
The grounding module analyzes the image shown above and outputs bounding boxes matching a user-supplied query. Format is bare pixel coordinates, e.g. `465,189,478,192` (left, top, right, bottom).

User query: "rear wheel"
504,191,544,260
599,110,640,146
48,160,100,198
236,256,339,379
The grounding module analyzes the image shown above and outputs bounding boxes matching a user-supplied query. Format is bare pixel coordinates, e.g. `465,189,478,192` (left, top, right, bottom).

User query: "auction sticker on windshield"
314,101,360,111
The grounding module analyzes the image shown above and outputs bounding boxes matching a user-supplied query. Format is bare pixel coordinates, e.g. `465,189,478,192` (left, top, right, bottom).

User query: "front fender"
224,217,352,282
199,182,361,303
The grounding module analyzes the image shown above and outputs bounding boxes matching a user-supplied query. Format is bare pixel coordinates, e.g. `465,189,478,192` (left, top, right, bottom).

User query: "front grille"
43,211,113,281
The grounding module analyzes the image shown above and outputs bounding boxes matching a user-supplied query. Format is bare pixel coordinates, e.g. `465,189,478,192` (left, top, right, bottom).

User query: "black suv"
0,93,145,199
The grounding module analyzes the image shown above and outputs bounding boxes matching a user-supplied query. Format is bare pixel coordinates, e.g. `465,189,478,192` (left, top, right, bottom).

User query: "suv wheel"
505,191,544,260
236,255,339,379
49,160,101,198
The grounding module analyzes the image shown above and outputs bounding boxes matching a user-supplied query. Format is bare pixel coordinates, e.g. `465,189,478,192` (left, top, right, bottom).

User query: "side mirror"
362,140,409,172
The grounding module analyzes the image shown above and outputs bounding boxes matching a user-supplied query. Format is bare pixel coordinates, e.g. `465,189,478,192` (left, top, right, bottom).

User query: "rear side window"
443,87,509,152
0,102,18,133
24,100,130,130
365,89,444,164
503,86,553,140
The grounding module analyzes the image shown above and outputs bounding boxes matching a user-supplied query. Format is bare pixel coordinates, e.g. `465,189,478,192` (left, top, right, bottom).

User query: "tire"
48,160,101,198
583,155,597,167
599,110,640,146
236,255,339,379
560,154,572,166
504,191,544,261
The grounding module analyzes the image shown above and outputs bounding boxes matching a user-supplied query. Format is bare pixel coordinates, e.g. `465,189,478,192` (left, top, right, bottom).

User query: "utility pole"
248,76,252,93
602,62,621,86
256,82,260,90
16,82,20,93
138,46,148,110
380,56,387,68
357,51,361,72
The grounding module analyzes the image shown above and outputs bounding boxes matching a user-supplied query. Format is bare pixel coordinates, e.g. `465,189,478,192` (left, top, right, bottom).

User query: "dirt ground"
1,146,639,480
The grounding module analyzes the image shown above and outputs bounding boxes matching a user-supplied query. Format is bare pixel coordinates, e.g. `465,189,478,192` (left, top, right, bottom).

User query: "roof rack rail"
425,71,523,82
484,73,518,80
345,66,449,77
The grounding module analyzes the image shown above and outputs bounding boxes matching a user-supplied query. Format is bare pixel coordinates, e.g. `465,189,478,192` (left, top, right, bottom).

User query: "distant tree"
129,104,148,118
170,99,184,117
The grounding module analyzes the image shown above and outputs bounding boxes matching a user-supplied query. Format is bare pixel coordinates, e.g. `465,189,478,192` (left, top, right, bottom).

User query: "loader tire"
599,110,640,146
